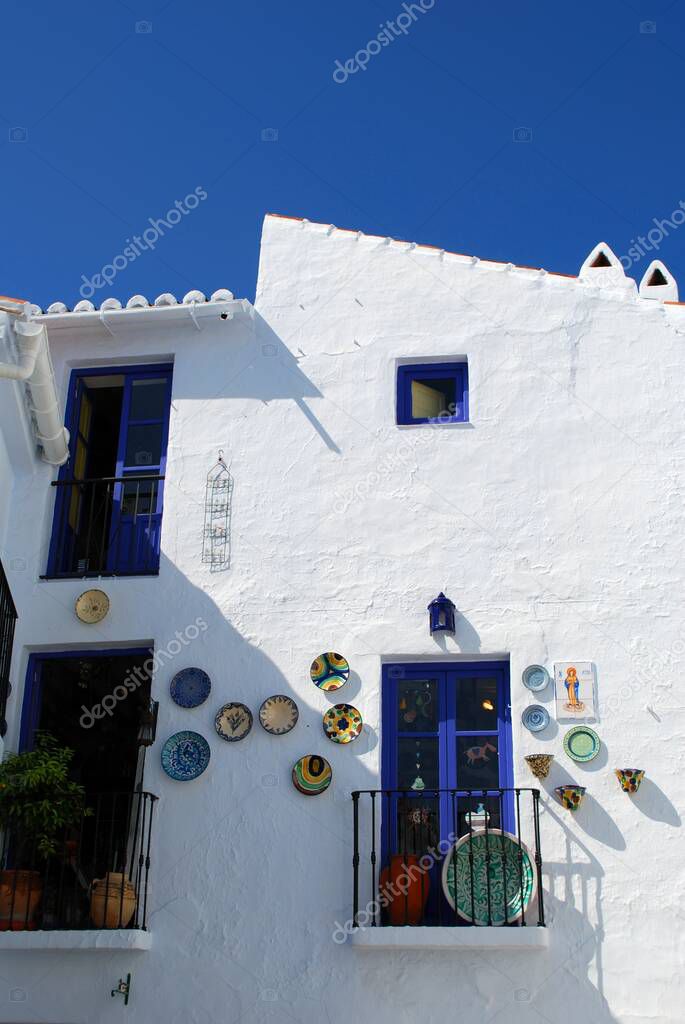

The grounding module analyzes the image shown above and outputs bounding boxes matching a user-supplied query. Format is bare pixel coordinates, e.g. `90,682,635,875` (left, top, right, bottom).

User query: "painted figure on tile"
465,740,496,766
564,666,585,712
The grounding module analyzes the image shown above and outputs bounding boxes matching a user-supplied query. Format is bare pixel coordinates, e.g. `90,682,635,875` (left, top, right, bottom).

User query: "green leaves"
0,732,90,859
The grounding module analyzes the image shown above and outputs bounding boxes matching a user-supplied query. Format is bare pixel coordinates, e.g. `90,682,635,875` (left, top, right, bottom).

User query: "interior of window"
411,377,456,419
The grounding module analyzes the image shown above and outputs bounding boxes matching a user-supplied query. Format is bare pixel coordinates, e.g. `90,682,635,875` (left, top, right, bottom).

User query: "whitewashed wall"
1,216,684,1024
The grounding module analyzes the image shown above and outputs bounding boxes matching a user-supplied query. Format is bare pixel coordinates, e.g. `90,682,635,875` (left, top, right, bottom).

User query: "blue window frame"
46,363,173,578
381,661,512,919
396,361,468,425
20,647,152,753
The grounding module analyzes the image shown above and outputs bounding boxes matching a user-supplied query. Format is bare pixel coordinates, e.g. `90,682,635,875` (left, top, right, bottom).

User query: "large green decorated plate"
442,829,537,926
563,725,600,763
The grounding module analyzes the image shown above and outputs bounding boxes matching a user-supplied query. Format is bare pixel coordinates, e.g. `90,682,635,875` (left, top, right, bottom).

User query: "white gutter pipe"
0,315,70,466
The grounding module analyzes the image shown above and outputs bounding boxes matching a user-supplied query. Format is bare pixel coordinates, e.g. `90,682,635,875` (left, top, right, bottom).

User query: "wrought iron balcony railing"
351,788,545,928
44,475,164,579
0,790,157,932
0,560,17,737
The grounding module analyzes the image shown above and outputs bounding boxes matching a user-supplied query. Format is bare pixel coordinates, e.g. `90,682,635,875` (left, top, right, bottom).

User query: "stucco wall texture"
1,214,683,1024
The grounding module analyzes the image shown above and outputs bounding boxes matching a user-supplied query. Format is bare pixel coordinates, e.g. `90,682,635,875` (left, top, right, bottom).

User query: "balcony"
44,475,164,579
0,559,17,737
0,790,157,943
350,788,547,950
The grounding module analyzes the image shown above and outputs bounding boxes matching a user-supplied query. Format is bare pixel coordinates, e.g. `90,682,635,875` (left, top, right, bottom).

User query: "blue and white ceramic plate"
170,668,211,709
522,665,550,693
215,702,253,742
161,731,210,781
521,704,550,733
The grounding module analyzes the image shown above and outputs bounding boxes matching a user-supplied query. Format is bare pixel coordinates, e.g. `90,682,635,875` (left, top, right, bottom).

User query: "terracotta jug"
0,870,42,930
90,873,137,929
379,854,430,926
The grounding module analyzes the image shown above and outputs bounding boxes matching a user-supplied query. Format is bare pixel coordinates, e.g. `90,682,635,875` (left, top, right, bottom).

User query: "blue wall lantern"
428,593,456,635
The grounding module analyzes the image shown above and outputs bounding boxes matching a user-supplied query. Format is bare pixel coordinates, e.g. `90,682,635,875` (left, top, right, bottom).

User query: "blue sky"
2,1,684,308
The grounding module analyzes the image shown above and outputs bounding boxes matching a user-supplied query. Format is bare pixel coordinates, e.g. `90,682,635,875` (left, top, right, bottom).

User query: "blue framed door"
47,363,173,577
107,370,173,573
381,661,513,921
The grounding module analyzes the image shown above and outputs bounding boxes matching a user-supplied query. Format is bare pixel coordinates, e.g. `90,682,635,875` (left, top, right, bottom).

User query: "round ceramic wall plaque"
161,731,210,781
563,725,601,763
170,668,211,709
215,702,253,742
310,652,349,692
75,589,110,624
259,695,299,735
292,754,332,795
322,703,363,744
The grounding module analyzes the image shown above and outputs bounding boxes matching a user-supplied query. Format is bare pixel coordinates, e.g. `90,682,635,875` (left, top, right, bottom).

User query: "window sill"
0,929,152,951
350,926,548,951
395,421,474,430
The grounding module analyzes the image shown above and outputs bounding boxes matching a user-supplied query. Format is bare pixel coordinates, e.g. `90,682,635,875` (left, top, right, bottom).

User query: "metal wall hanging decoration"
322,703,363,744
170,668,211,709
75,589,110,624
428,592,456,635
161,731,211,781
563,725,601,763
522,665,550,693
310,652,349,692
292,754,332,795
202,451,233,573
215,702,253,742
554,662,598,722
521,704,550,733
259,695,299,735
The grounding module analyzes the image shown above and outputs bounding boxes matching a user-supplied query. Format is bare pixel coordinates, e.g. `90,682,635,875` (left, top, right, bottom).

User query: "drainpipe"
0,314,70,466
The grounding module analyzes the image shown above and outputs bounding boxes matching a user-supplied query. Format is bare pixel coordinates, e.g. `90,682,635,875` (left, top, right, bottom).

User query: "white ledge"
350,926,549,951
0,929,152,951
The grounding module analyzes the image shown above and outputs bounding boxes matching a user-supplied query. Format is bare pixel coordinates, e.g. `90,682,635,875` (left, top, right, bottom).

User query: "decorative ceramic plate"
292,754,332,795
522,664,550,693
563,725,600,762
75,589,110,624
170,668,211,709
161,731,210,781
322,703,363,744
259,695,299,735
310,652,350,692
215,703,253,742
442,829,537,925
521,704,550,732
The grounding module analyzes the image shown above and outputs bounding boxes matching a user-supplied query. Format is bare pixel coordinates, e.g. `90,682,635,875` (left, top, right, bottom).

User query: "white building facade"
0,215,683,1024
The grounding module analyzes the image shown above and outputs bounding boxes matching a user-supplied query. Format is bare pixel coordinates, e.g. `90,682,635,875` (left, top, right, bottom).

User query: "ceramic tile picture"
554,661,597,722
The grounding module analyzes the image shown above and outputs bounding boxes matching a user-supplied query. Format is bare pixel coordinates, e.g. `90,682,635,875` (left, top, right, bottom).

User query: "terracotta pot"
0,870,42,930
379,854,430,926
90,873,137,929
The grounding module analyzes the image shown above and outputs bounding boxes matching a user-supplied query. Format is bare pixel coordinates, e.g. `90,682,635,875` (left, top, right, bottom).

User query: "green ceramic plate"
563,725,600,763
442,830,537,926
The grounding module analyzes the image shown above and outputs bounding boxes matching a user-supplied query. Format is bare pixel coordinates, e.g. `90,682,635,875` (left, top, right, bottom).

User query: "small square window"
396,362,468,424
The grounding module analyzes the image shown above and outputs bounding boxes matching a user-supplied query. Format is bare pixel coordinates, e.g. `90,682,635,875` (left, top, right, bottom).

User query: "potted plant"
0,733,90,930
